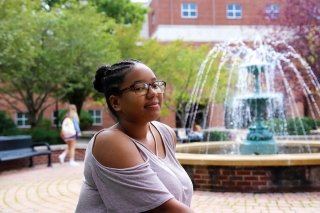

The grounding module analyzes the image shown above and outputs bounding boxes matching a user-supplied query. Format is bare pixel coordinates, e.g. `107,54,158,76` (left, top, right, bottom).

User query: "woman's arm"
72,119,81,135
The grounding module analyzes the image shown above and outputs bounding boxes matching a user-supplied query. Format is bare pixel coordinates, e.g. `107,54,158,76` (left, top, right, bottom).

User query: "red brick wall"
183,165,320,192
149,0,285,35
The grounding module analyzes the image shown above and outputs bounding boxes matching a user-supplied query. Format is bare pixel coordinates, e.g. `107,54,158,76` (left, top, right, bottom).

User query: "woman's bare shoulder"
92,129,144,168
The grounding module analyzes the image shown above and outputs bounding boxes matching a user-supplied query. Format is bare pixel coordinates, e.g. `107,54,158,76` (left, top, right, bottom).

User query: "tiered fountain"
176,41,320,192
238,63,277,155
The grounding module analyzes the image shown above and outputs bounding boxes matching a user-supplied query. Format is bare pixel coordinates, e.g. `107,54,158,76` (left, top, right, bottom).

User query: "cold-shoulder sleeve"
89,158,174,212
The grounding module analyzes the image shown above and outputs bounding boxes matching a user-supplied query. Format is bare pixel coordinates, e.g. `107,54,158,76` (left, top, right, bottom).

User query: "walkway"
0,163,320,213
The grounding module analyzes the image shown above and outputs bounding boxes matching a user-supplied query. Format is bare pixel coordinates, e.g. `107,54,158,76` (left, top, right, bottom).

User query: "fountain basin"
176,141,320,192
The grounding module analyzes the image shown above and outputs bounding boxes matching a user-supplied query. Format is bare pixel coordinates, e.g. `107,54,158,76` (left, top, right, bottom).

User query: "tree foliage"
0,0,120,127
132,40,210,127
0,0,67,127
279,0,320,79
93,0,147,25
52,1,120,112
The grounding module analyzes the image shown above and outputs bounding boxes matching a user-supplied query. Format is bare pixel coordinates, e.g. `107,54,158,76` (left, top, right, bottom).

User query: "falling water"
184,39,320,154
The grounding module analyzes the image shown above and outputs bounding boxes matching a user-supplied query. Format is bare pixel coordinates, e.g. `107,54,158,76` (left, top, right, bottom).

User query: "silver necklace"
149,123,158,156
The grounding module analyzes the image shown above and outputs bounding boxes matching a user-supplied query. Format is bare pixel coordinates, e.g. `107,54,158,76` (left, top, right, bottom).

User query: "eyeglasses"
120,80,166,96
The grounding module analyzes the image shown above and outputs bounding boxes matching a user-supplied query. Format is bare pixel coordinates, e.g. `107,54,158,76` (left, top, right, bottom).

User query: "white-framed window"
52,110,59,127
265,3,280,19
226,3,242,19
16,112,30,128
181,3,198,18
89,110,102,126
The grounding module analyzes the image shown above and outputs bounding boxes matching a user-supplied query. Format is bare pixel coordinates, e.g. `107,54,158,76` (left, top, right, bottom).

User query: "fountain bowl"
176,141,320,192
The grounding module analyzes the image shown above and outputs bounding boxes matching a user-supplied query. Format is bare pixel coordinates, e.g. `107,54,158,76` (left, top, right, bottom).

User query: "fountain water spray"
185,40,320,155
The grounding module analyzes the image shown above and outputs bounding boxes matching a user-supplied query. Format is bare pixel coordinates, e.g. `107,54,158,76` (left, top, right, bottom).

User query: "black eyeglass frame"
119,80,166,95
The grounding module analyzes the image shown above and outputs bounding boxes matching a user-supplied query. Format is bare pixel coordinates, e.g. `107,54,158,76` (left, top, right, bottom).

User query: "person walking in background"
76,59,194,212
59,104,81,166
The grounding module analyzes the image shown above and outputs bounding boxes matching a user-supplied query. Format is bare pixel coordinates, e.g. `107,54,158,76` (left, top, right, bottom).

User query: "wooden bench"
0,135,52,167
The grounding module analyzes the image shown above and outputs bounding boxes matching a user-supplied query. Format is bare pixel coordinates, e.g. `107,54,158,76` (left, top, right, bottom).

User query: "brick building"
147,0,285,43
2,0,301,131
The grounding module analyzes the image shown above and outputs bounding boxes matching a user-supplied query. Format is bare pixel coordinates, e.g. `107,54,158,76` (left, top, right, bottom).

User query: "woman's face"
116,63,164,123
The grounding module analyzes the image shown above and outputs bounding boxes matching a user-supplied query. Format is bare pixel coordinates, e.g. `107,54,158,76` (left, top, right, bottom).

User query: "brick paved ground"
0,162,320,213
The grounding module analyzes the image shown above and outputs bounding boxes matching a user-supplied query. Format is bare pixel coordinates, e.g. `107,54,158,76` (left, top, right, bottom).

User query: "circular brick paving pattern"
1,162,320,213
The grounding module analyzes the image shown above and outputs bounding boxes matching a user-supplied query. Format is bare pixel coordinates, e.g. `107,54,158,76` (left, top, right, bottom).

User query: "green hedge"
206,131,230,141
265,117,319,135
0,111,17,134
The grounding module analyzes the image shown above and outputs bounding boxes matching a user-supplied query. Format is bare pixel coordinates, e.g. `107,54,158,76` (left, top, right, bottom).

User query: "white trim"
151,25,295,42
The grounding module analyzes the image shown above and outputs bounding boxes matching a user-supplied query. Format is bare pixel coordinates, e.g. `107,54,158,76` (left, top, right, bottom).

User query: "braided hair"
93,59,141,118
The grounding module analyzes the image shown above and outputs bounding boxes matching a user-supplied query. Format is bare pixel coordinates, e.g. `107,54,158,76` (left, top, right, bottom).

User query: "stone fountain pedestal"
240,125,277,155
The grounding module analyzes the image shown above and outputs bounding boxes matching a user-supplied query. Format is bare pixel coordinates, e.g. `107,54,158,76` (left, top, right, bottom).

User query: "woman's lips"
144,102,160,109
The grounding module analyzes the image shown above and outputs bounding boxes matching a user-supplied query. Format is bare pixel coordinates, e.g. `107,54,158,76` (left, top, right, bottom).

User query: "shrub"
207,131,230,141
36,118,52,129
80,110,93,130
264,118,287,135
265,117,317,135
286,117,312,135
31,127,63,145
0,111,17,134
300,117,318,130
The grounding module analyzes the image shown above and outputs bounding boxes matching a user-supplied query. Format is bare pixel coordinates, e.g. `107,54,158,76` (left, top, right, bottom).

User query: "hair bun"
93,65,110,93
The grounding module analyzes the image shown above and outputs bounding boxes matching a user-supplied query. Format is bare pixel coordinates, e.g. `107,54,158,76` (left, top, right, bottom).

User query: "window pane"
89,109,102,125
265,3,280,19
181,3,197,18
227,3,242,19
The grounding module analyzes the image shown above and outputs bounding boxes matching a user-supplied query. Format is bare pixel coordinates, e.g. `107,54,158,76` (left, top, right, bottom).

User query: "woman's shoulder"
92,129,145,169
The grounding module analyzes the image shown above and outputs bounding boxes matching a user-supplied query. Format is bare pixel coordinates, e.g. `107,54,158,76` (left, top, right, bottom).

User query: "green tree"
133,40,212,127
114,24,143,59
53,2,120,112
45,0,145,112
0,0,120,127
93,0,147,25
0,0,68,127
42,0,147,25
